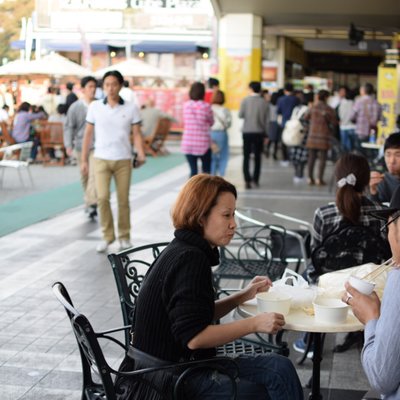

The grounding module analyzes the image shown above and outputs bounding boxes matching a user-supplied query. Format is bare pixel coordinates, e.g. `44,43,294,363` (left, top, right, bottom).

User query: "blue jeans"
340,128,356,152
183,353,304,399
185,149,212,177
211,130,229,176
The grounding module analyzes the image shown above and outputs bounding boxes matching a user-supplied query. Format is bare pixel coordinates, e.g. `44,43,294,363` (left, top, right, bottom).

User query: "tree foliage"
0,0,35,64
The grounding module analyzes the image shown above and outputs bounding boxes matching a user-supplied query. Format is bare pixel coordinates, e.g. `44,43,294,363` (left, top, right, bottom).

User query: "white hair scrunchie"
337,173,357,188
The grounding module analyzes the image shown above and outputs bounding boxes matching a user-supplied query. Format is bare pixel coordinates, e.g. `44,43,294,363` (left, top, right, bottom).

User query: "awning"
11,40,210,54
11,40,108,52
133,41,205,53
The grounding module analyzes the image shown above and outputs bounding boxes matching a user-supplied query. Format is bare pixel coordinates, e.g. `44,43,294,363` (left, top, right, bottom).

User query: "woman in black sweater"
115,174,303,399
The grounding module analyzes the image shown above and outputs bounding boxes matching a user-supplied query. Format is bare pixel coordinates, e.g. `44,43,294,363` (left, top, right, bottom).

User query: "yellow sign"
377,65,399,142
218,48,261,110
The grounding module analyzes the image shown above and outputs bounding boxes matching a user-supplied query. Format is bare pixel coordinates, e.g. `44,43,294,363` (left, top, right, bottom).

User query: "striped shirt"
181,100,213,156
312,196,386,250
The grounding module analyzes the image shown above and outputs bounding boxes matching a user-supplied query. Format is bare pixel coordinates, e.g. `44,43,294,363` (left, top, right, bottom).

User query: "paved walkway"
0,148,372,399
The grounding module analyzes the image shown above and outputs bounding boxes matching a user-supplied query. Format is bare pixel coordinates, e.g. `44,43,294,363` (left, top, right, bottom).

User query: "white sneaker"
119,240,133,251
96,240,111,253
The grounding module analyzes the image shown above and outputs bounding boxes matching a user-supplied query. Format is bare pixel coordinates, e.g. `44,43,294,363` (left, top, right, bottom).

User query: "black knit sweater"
131,229,220,362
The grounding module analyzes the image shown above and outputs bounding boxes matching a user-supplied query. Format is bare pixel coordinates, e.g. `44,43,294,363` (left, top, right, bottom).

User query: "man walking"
64,76,98,219
81,70,146,253
239,81,269,189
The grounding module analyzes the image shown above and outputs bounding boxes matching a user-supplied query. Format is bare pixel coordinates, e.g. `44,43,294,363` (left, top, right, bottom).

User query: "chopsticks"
361,258,395,282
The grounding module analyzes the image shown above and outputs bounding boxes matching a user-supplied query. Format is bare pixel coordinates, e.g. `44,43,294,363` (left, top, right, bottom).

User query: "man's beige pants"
76,150,97,207
93,158,132,243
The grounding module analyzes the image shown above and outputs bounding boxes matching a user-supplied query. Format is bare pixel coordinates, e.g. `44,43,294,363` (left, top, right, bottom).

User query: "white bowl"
256,291,292,316
348,275,375,295
313,298,349,324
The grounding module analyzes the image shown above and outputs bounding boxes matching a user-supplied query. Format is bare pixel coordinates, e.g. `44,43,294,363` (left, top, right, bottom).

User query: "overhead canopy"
211,0,399,46
0,53,91,78
94,58,171,79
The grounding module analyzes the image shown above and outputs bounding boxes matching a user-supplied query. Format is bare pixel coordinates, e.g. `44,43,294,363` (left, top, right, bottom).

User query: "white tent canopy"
94,58,171,79
0,53,92,78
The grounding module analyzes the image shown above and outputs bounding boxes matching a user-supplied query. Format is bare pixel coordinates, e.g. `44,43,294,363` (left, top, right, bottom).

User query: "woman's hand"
252,312,285,334
342,282,381,325
239,276,272,304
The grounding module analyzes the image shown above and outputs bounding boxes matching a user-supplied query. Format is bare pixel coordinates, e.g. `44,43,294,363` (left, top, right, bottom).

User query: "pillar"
218,14,262,146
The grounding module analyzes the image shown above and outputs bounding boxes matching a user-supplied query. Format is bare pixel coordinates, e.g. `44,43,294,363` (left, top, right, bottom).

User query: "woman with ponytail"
293,153,387,356
312,153,386,249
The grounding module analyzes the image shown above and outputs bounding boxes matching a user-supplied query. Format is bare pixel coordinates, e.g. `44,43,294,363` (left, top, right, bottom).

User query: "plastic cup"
348,276,375,295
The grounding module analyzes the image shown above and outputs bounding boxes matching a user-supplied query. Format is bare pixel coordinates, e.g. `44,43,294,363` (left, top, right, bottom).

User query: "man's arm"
131,124,146,166
63,109,76,156
81,123,94,176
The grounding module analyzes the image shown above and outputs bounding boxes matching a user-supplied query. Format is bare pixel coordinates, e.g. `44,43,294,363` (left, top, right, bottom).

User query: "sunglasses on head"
381,211,400,232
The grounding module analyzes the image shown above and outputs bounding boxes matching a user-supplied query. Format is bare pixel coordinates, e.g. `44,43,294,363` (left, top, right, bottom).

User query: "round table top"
238,303,364,333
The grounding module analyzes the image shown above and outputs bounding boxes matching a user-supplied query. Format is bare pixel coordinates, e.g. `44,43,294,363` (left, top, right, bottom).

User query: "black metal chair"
235,207,312,273
52,281,238,400
311,224,391,280
107,243,289,357
212,224,288,291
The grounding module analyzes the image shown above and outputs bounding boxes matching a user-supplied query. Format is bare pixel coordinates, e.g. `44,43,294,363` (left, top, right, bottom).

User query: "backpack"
282,106,308,146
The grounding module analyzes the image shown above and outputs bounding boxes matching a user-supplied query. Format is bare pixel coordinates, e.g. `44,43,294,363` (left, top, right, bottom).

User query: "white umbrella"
0,53,92,78
94,58,171,79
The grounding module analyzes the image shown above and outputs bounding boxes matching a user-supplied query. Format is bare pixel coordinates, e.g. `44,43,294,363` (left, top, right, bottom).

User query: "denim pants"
183,353,304,399
211,130,229,176
185,149,211,177
340,128,356,152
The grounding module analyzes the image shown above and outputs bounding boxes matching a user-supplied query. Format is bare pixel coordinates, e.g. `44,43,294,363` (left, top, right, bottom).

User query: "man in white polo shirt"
81,70,146,253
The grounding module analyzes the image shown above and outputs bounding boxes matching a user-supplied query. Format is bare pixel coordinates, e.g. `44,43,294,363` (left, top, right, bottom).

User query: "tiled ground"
0,149,374,399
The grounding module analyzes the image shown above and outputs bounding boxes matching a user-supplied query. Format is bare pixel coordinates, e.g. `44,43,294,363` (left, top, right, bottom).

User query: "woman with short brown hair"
115,174,304,399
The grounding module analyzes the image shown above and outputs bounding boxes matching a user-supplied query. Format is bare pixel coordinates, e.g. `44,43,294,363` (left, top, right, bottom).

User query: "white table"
237,303,364,400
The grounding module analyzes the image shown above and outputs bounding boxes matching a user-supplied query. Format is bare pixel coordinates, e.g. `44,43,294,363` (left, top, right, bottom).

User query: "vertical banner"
377,65,400,142
219,48,261,110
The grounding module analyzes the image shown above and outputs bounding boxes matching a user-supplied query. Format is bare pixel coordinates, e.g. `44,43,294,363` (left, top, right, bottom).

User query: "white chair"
0,141,34,188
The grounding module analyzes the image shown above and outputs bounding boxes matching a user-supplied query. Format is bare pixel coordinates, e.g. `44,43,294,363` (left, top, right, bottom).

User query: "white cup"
348,275,375,295
256,291,292,316
313,298,349,324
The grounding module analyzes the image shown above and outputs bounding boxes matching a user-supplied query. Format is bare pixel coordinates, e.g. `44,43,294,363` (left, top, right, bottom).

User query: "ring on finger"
345,295,351,305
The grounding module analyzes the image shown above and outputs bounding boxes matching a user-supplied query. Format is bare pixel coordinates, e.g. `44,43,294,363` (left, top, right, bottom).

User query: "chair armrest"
96,325,131,350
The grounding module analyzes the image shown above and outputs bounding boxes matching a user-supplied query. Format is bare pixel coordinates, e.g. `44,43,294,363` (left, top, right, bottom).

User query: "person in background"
81,70,146,253
0,105,13,146
41,86,57,117
337,86,356,152
48,103,67,124
181,82,213,177
119,80,139,106
115,174,304,400
277,83,300,166
210,90,231,176
0,104,10,125
140,97,175,139
64,76,98,220
289,93,309,184
351,83,381,149
239,81,269,189
303,83,314,105
11,102,46,161
343,185,400,399
264,92,282,160
65,82,78,112
369,132,400,203
204,77,219,104
304,89,338,186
